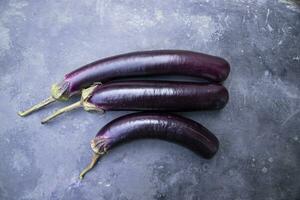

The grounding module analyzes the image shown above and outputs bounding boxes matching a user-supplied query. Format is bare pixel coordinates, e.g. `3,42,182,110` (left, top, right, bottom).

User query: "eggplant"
18,50,230,116
79,112,219,179
41,80,229,124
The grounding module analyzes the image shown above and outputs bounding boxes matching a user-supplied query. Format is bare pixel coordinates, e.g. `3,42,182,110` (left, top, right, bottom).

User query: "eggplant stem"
18,96,56,117
41,101,81,124
79,153,101,180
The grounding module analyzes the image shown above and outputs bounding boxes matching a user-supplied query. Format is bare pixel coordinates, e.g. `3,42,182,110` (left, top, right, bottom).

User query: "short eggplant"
18,50,230,116
41,80,229,124
79,112,219,179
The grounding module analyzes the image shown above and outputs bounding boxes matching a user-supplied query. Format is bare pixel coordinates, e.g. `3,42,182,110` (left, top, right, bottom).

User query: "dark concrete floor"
0,0,299,200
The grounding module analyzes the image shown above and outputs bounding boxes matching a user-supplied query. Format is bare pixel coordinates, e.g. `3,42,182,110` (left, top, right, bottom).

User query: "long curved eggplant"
41,80,229,123
18,50,230,116
79,112,219,179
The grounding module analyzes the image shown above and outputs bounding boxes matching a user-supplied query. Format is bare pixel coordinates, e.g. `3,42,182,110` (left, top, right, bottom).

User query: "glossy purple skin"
93,112,219,158
64,50,230,94
87,81,229,111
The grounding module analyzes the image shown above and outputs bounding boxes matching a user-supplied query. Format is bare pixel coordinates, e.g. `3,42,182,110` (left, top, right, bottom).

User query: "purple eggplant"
18,50,230,116
79,112,219,179
41,80,229,124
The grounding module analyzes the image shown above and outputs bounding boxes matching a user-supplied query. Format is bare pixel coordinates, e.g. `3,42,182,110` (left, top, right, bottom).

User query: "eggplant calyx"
51,82,70,101
90,137,108,155
81,85,104,113
81,85,98,100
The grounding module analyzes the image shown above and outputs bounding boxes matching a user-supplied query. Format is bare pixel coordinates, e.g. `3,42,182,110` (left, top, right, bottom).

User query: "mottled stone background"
0,0,299,199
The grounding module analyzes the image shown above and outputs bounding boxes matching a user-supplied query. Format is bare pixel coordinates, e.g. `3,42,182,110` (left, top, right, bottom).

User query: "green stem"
41,101,81,124
79,153,101,180
18,96,56,117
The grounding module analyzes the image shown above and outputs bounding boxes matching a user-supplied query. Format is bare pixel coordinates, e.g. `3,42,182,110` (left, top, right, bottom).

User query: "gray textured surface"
0,0,299,199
